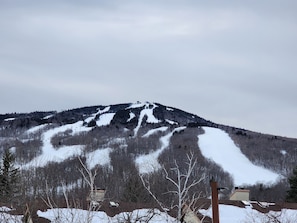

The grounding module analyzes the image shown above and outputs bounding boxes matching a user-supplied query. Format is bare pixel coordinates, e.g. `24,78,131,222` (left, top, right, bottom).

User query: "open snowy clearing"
198,127,282,186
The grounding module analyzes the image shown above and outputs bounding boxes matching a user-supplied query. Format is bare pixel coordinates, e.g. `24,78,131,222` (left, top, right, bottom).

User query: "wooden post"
210,181,219,223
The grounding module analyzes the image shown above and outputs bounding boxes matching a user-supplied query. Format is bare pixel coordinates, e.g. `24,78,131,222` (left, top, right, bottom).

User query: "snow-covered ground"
1,204,297,223
199,203,297,223
136,127,186,174
22,121,91,168
37,208,176,223
96,113,116,126
198,127,282,186
133,103,161,137
142,126,168,138
86,148,112,169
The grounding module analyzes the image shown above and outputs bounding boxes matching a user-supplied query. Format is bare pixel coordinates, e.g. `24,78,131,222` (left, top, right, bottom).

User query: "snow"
43,114,53,119
199,204,297,223
166,119,178,125
127,112,136,122
96,113,115,126
22,121,91,168
37,208,176,223
98,106,111,113
142,126,168,138
2,204,297,223
166,107,174,111
86,148,112,169
0,213,23,223
26,123,49,134
84,106,111,123
0,207,13,212
133,103,161,137
126,101,147,109
136,127,186,174
4,117,15,121
198,127,281,186
280,150,287,155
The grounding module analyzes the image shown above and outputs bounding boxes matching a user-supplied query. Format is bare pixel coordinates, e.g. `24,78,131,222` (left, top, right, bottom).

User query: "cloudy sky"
1,0,296,138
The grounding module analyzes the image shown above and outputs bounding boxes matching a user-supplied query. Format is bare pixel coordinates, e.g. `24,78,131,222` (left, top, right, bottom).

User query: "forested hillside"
0,102,296,219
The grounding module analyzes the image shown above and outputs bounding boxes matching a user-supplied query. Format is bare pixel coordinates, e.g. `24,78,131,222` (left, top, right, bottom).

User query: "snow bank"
37,208,176,223
198,127,281,186
199,204,297,223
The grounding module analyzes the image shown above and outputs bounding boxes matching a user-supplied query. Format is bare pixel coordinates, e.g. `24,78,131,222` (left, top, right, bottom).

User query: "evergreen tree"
0,150,20,203
286,166,297,203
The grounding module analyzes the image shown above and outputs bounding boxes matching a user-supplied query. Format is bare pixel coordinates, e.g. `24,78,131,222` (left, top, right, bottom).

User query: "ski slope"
198,127,281,186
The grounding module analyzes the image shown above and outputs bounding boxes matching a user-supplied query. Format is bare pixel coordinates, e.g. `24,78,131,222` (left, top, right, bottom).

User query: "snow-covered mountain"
1,102,297,204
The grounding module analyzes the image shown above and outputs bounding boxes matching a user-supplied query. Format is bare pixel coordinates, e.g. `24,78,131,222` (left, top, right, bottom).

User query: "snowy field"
2,204,297,223
198,127,282,186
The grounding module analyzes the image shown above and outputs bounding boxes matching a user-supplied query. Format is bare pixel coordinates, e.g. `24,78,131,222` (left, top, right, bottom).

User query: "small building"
229,188,250,201
87,188,106,203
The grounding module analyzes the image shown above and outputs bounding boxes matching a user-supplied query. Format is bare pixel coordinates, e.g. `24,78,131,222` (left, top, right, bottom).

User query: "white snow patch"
27,123,49,134
0,213,22,222
136,127,186,174
86,148,112,169
166,107,174,111
198,127,281,186
0,206,13,212
199,204,297,223
142,126,168,138
23,145,83,168
43,114,53,119
133,103,161,137
84,106,111,123
96,113,115,126
22,121,91,168
9,147,16,154
280,150,287,155
126,101,146,109
56,179,83,194
4,118,15,121
127,112,136,122
38,208,176,223
165,119,178,125
97,106,111,114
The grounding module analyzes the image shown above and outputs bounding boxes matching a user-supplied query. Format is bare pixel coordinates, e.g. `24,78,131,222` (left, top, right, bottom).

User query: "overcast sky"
1,0,296,138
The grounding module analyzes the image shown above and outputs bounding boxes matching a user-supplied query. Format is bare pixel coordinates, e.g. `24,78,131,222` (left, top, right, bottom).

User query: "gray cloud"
0,0,297,138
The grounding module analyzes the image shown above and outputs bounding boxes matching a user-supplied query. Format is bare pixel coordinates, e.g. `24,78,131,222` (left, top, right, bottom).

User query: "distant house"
87,188,105,203
229,188,250,201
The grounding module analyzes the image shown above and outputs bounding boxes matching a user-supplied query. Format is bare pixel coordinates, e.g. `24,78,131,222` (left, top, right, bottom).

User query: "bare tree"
141,152,205,222
77,156,98,205
40,156,102,223
117,209,160,223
